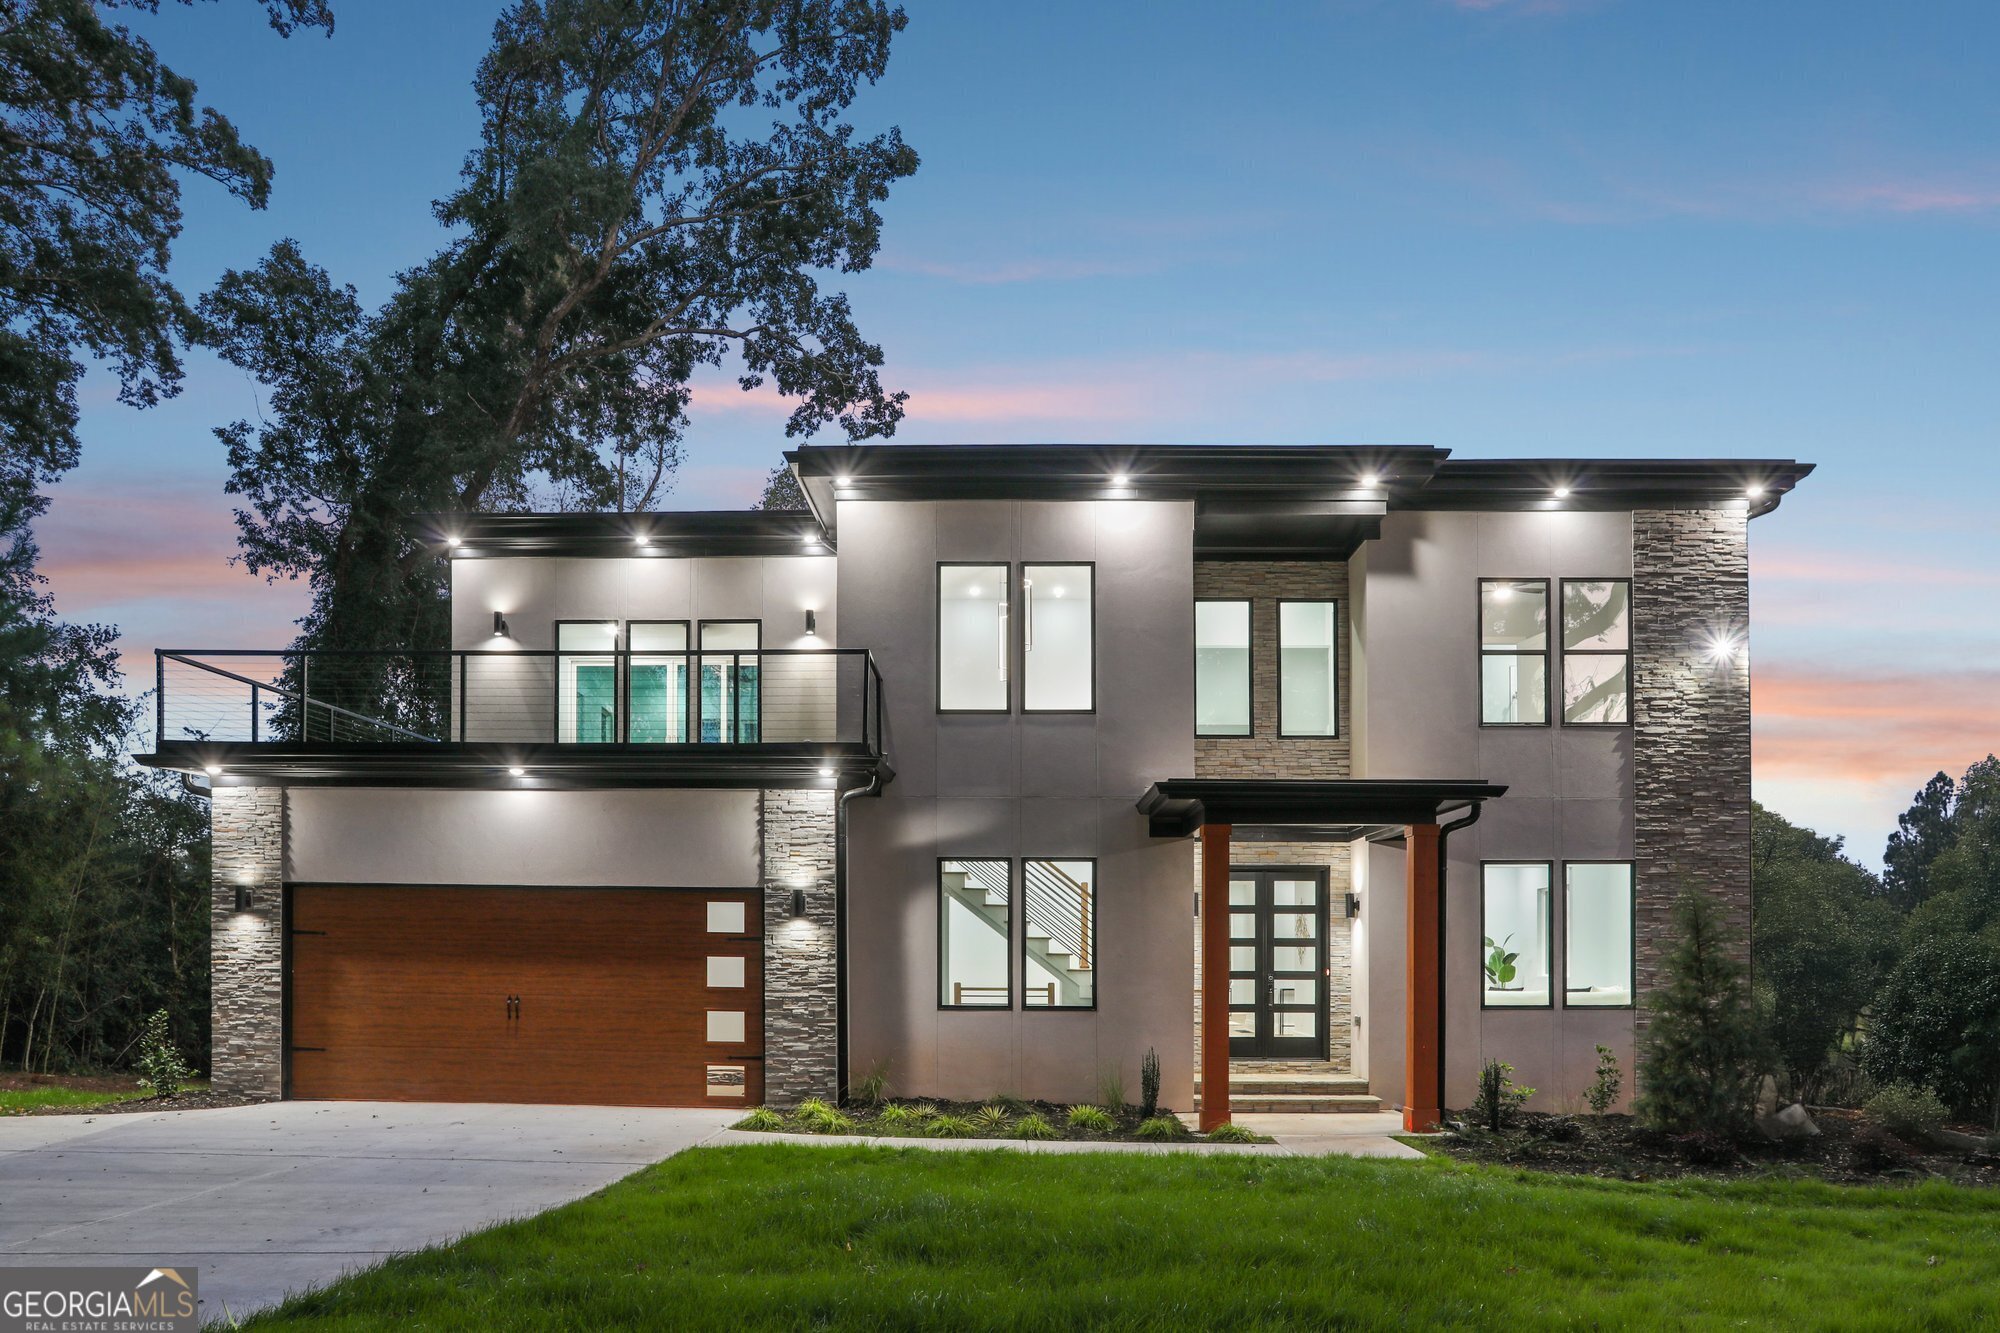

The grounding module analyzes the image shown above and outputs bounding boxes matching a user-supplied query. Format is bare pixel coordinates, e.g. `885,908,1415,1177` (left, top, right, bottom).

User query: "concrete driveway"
0,1100,736,1322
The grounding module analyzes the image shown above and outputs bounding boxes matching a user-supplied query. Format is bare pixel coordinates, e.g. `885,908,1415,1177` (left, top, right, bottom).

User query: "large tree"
203,0,916,662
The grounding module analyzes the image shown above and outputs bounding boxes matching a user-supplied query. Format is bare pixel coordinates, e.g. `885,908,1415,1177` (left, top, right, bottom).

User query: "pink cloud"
1753,666,2000,793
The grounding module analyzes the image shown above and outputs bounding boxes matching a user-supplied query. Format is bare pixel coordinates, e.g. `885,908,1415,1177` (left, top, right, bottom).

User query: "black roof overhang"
1137,779,1508,839
138,741,889,792
411,510,832,559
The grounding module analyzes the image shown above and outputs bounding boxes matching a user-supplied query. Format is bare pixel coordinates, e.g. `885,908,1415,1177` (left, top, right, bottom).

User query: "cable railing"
154,648,884,753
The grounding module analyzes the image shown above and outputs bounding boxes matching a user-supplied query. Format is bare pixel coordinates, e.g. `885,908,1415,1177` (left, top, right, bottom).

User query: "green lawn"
242,1145,1999,1329
0,1084,153,1114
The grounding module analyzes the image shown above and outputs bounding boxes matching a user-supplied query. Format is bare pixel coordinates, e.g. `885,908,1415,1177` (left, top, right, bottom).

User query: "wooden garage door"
288,886,762,1106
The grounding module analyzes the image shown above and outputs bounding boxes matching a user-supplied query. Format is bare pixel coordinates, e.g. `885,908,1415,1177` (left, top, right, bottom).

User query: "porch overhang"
1137,778,1505,839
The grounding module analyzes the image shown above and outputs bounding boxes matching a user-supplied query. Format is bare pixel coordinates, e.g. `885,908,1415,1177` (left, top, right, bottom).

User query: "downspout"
834,768,884,1103
1434,802,1483,1120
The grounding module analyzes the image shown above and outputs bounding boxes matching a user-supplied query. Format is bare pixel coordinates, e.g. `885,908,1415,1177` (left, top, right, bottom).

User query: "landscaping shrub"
735,1107,784,1132
1140,1047,1161,1118
972,1103,1012,1133
1098,1066,1127,1116
133,1009,193,1097
907,1101,939,1121
1863,934,2000,1123
846,1063,890,1107
926,1114,975,1139
1469,1060,1533,1132
1637,889,1767,1137
1525,1115,1581,1143
1134,1116,1186,1141
874,1103,921,1132
1585,1044,1622,1116
1862,1083,1949,1144
1204,1122,1256,1143
795,1098,854,1134
1846,1124,1919,1174
1067,1104,1114,1134
1010,1114,1059,1141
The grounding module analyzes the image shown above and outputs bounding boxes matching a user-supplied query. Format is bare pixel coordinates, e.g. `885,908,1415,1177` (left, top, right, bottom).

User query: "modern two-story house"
140,445,1810,1131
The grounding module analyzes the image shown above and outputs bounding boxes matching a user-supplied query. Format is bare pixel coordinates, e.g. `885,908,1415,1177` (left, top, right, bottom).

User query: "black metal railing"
154,648,884,753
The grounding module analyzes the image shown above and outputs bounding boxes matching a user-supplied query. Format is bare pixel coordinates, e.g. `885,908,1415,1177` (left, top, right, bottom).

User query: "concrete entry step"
1195,1092,1384,1114
1195,1061,1379,1112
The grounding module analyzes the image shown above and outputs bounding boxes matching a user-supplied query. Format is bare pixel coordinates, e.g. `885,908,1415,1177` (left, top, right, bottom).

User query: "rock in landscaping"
1758,1103,1821,1140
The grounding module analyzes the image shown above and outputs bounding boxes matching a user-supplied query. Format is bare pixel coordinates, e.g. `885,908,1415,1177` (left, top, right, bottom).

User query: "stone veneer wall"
210,786,285,1098
1189,564,1356,1072
1192,561,1352,777
1632,508,1753,1025
760,789,839,1105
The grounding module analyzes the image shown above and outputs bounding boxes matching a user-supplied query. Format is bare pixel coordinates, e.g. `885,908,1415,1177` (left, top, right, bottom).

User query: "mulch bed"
1422,1109,2000,1187
1,1072,262,1116
746,1097,1268,1144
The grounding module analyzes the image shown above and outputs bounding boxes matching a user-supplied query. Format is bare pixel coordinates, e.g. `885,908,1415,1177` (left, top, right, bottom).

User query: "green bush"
794,1098,854,1134
735,1107,784,1132
906,1100,939,1121
846,1063,890,1107
1066,1104,1114,1134
1140,1047,1161,1118
1585,1044,1622,1116
972,1103,1012,1134
1010,1114,1059,1141
873,1103,921,1132
1134,1116,1187,1141
1469,1060,1533,1132
1204,1122,1257,1143
1098,1066,1127,1117
926,1114,975,1139
1862,1084,1949,1144
1637,889,1767,1136
133,1009,193,1098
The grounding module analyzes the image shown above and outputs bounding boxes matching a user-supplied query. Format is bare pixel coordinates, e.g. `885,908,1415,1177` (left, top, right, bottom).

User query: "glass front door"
1226,868,1328,1058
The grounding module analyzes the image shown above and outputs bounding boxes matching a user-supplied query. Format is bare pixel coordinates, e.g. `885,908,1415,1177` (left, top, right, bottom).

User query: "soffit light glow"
508,766,526,777
1110,473,1129,487
1745,484,1766,500
818,767,835,777
634,534,651,548
835,475,852,489
446,535,462,548
204,764,222,776
1705,632,1745,665
1359,472,1379,489
1552,485,1572,500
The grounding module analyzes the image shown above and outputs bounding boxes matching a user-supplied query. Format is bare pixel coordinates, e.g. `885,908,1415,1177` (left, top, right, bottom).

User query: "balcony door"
556,620,623,744
697,621,760,743
627,621,691,743
1226,868,1328,1058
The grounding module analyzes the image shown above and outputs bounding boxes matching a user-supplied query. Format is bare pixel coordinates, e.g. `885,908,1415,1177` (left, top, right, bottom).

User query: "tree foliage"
755,459,808,510
1883,771,1959,913
1751,802,1896,1101
1636,889,1767,1136
201,0,916,658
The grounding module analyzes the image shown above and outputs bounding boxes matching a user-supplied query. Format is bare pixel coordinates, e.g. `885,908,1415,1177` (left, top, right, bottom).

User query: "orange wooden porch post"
1404,822,1444,1132
1199,822,1233,1131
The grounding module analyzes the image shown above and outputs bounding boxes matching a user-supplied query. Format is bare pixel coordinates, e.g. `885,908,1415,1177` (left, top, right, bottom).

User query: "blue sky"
36,0,2000,865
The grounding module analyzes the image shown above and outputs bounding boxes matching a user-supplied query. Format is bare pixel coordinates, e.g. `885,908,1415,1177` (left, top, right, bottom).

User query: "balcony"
142,648,887,790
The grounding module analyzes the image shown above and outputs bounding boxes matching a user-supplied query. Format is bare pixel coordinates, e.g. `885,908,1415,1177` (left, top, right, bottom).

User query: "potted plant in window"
1484,935,1521,992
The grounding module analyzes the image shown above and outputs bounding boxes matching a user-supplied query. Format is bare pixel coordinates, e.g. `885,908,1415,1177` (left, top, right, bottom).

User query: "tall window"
1194,600,1251,736
1565,862,1634,1007
627,621,689,743
1480,579,1549,725
1561,580,1632,725
938,564,1008,712
1022,564,1093,712
1023,859,1095,1008
939,858,1010,1008
1481,863,1552,1008
698,621,759,742
556,620,621,743
1278,600,1339,737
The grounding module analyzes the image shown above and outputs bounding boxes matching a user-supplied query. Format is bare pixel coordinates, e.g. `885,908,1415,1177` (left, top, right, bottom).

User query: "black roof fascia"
413,510,833,559
1422,458,1815,518
1137,778,1509,839
138,741,887,792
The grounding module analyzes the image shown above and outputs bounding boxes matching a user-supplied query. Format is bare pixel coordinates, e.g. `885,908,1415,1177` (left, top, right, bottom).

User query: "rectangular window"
1278,600,1339,737
938,564,1009,712
1023,859,1095,1009
1022,564,1093,711
1194,600,1252,736
1565,862,1634,1007
940,858,1011,1008
697,620,759,742
627,621,690,743
1481,862,1552,1008
1479,579,1550,725
1561,579,1632,725
556,619,622,743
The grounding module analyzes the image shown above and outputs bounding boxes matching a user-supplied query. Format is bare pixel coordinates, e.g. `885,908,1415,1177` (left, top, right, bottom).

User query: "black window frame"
1018,561,1096,715
695,619,761,744
938,856,1014,1011
936,561,1012,715
1479,859,1556,1011
1021,856,1099,1012
1558,578,1634,728
1193,597,1254,738
1276,598,1341,739
1561,859,1636,1010
624,619,692,744
1477,578,1553,728
553,618,624,744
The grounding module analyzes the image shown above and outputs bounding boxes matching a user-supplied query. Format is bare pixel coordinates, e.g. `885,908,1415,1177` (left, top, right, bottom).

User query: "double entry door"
1226,868,1328,1058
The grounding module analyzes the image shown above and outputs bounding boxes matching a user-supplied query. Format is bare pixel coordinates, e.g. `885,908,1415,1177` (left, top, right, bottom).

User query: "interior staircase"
1194,1060,1382,1114
942,862,1093,1006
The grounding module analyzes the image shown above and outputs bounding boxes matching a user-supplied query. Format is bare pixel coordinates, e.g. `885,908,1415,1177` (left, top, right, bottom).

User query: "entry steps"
1193,1061,1381,1114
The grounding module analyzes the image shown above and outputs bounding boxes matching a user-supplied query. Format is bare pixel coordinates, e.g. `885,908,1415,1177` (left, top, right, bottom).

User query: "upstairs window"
1022,564,1093,712
938,564,1009,712
1194,600,1252,736
627,621,690,743
1480,579,1549,726
939,858,1011,1008
1278,600,1339,737
1561,580,1632,725
556,620,622,743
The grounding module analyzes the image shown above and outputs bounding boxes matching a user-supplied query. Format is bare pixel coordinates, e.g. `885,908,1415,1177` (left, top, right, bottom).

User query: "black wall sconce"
805,609,817,637
790,888,808,917
492,611,510,638
1345,891,1362,918
235,877,253,912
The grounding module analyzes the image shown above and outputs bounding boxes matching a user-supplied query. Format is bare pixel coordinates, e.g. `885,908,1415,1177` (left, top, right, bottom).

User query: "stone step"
1199,1074,1372,1097
1193,1092,1384,1114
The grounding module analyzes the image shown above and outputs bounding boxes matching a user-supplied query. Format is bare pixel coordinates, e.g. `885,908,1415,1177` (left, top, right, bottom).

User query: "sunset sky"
35,0,2000,868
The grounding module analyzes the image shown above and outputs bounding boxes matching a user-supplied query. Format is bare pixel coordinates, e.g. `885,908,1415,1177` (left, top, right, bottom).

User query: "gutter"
833,768,885,1103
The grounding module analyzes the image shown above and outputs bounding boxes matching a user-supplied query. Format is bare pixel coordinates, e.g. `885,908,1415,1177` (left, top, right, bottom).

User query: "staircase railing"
1024,861,1092,969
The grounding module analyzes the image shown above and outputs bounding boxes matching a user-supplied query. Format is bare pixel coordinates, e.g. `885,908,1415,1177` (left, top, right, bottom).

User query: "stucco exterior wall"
1356,509,1638,1112
839,498,1198,1107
